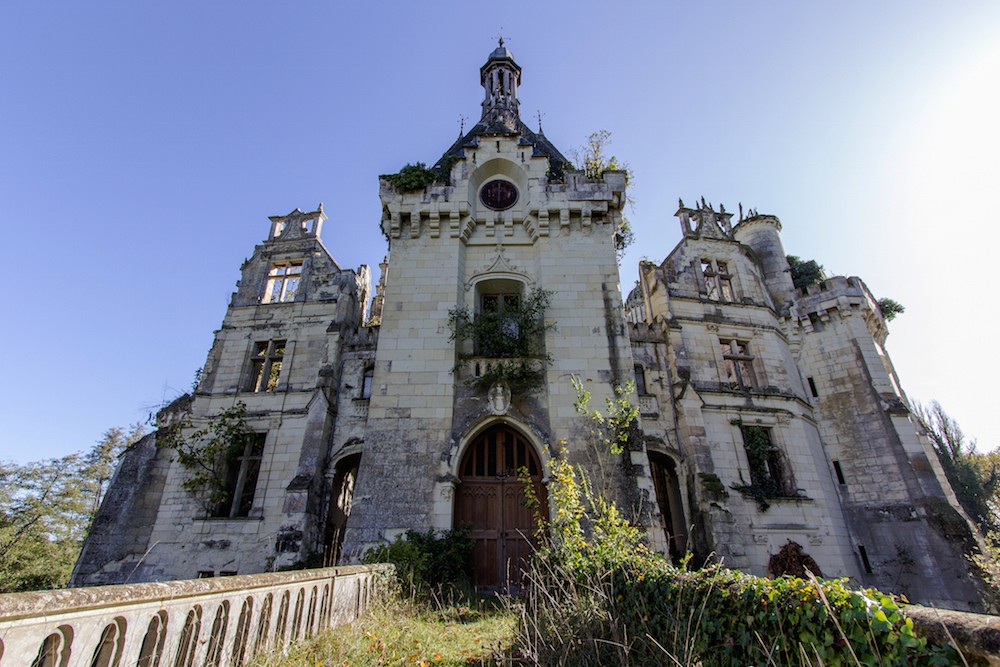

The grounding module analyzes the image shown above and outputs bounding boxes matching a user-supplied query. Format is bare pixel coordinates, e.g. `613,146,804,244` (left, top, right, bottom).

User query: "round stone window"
480,179,518,211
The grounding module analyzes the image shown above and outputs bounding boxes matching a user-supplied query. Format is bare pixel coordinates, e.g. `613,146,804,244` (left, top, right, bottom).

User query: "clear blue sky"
2,2,998,462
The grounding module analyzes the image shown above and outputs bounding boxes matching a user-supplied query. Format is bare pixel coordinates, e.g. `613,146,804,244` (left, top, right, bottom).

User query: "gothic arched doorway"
455,424,548,590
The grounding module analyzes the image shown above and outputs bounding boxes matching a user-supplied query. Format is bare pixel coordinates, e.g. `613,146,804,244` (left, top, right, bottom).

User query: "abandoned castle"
72,44,983,609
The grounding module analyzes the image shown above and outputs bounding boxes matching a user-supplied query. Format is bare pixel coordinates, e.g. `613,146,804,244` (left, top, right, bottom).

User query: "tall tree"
0,424,146,593
916,401,1000,535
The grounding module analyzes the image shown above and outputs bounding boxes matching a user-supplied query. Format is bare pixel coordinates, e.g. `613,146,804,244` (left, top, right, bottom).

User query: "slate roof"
432,117,571,179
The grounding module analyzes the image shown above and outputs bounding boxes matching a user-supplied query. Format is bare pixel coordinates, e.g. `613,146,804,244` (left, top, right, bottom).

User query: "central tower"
340,44,662,587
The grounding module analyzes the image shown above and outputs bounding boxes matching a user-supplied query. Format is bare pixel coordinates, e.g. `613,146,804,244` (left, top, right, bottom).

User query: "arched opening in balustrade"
305,586,318,638
231,596,253,667
136,611,168,667
31,625,73,667
253,593,273,656
172,607,201,667
325,452,361,565
318,583,330,628
204,601,229,667
274,591,290,645
290,588,305,640
89,616,127,667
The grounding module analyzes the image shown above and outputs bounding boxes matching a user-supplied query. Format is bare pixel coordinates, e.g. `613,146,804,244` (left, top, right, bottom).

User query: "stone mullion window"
247,340,287,392
263,260,303,303
700,259,736,302
217,433,266,518
720,339,755,390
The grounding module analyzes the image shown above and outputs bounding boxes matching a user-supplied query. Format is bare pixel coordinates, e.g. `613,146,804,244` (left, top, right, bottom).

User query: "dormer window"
263,260,302,304
701,259,734,302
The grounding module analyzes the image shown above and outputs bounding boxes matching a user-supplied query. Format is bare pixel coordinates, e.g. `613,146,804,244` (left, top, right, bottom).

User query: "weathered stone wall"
71,433,171,586
78,212,371,583
793,276,982,609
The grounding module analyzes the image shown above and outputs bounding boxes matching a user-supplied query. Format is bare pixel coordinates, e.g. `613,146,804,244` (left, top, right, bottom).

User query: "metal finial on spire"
459,114,467,136
536,110,544,133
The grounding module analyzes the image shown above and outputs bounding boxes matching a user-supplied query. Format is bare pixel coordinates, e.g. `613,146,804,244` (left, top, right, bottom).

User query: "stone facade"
74,44,982,609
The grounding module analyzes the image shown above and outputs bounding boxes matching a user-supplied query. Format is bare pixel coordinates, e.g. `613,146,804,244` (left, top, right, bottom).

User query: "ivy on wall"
448,288,553,394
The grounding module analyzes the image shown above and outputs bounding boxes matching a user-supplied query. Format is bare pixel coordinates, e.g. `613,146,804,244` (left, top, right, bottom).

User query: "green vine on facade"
158,402,255,516
730,421,802,511
448,288,554,393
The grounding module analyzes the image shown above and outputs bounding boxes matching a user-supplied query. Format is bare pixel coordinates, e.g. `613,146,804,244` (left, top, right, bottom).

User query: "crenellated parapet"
794,275,887,344
379,167,626,243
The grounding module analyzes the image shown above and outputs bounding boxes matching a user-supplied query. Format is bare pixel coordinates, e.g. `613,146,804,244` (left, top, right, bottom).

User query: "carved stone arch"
449,414,548,476
451,417,549,591
468,158,529,218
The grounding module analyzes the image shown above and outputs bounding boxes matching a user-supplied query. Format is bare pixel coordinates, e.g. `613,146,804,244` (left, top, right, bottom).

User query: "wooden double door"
454,424,548,590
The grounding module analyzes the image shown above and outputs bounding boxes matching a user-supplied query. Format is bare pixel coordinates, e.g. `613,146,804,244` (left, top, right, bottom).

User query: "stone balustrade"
0,564,389,667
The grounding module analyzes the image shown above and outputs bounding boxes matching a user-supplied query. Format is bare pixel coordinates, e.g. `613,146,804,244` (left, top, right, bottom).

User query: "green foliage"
916,401,999,536
615,216,635,263
448,288,553,393
158,401,255,516
730,423,795,511
363,528,474,597
572,130,636,261
592,562,959,666
877,297,906,322
572,129,630,182
0,424,145,592
251,595,516,667
380,161,448,192
787,254,825,290
571,377,639,496
970,529,1000,612
571,377,638,457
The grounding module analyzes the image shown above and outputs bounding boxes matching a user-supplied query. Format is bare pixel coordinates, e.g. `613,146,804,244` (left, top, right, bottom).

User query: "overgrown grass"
250,594,516,667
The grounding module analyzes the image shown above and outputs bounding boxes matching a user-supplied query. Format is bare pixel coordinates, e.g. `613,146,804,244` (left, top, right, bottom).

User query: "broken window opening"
701,259,735,302
720,339,755,390
214,433,266,518
248,340,286,392
263,260,303,304
741,425,793,497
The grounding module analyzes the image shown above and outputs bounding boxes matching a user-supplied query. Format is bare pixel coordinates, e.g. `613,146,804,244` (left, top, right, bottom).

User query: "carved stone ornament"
488,382,512,415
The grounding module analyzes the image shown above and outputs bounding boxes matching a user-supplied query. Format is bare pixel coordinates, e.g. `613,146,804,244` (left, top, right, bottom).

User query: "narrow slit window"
858,545,873,573
833,460,846,485
807,377,819,398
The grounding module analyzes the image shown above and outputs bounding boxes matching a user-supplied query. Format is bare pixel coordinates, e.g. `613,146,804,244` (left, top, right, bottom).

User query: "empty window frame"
247,340,286,392
741,425,791,497
263,260,303,304
215,433,266,518
701,259,735,301
720,339,755,390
